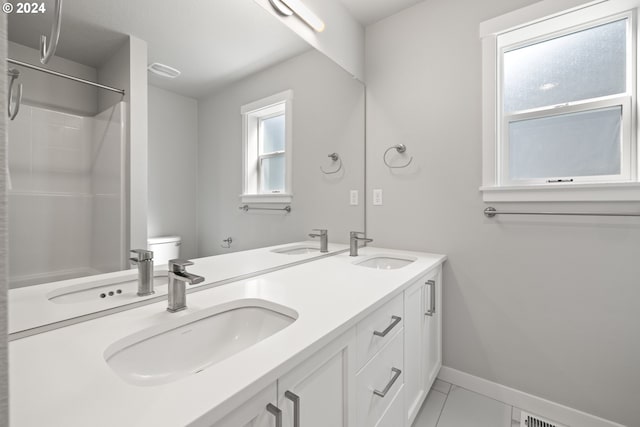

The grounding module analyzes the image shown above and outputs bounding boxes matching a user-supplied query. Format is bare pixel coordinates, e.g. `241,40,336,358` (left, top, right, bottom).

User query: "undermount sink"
272,244,321,255
104,299,297,386
47,272,168,304
355,254,417,270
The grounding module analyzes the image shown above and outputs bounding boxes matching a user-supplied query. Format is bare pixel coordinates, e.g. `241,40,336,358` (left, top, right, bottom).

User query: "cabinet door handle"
425,280,436,316
373,315,402,337
373,367,402,397
266,403,282,427
285,391,300,427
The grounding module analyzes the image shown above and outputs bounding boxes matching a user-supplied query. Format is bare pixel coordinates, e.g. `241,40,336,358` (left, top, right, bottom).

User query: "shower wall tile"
7,105,31,175
10,105,92,194
29,172,91,194
90,103,125,273
31,120,90,174
8,193,92,283
8,103,124,286
91,104,123,196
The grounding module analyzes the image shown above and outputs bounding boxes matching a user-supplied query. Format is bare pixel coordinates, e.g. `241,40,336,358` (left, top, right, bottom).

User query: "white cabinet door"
211,382,278,427
404,279,426,425
424,268,442,389
278,329,357,427
404,266,443,427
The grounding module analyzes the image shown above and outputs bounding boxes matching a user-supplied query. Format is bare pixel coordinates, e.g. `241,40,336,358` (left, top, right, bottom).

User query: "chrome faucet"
167,259,205,313
349,231,373,257
130,249,155,296
309,229,328,253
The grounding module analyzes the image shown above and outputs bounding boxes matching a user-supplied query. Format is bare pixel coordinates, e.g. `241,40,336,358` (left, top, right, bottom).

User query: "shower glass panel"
8,102,126,288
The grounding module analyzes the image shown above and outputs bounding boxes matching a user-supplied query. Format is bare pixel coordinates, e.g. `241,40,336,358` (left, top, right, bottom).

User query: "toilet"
147,236,181,267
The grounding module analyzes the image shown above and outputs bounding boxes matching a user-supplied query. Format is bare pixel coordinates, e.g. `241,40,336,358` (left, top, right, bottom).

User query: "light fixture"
269,0,325,33
147,63,181,79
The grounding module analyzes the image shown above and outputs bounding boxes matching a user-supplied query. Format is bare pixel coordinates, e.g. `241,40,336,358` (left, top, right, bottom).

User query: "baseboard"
437,366,625,427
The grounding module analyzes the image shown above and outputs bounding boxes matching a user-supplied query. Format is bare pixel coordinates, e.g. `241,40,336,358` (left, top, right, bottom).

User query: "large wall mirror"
6,0,365,333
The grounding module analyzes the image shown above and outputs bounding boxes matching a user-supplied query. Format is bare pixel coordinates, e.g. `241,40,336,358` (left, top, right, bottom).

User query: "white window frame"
240,90,293,204
480,0,640,201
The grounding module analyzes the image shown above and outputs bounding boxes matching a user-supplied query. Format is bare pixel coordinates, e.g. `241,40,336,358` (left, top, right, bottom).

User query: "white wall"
254,0,364,81
148,86,198,260
98,36,148,258
365,1,640,426
8,41,98,115
198,49,364,256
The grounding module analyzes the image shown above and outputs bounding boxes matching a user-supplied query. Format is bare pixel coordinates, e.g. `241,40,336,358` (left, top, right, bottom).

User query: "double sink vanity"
9,239,446,427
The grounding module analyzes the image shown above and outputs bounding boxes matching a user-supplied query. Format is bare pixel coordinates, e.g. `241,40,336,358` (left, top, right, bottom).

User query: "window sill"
240,194,293,204
479,182,640,202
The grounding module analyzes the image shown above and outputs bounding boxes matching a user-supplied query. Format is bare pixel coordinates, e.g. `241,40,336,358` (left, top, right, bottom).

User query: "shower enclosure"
8,101,127,288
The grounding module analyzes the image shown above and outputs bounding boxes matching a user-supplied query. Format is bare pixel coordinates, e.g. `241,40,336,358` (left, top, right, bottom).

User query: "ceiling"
8,0,311,98
7,0,425,98
340,0,425,26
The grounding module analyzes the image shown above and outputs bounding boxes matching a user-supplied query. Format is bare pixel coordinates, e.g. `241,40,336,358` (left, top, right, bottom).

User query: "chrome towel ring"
320,152,343,174
383,144,413,168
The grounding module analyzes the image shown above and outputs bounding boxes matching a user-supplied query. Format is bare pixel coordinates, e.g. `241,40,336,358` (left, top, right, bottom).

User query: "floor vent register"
521,411,568,427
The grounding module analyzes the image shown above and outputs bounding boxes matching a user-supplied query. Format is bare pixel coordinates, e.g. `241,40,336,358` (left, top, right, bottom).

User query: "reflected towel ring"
383,144,413,168
7,68,22,121
320,153,343,174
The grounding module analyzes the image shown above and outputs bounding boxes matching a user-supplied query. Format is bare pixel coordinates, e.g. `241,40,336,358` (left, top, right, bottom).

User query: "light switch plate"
373,189,383,205
350,190,359,206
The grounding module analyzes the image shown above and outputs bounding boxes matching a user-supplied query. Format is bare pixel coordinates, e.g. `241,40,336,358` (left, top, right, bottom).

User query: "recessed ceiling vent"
521,411,568,427
147,63,181,79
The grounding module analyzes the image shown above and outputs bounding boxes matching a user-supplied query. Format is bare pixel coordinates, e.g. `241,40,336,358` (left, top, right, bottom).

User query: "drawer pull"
425,280,436,317
373,315,402,337
266,403,282,427
373,367,402,398
285,391,300,427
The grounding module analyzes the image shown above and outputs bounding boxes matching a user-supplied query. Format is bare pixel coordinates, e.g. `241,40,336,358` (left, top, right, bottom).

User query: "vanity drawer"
356,293,403,369
376,384,404,427
356,327,404,427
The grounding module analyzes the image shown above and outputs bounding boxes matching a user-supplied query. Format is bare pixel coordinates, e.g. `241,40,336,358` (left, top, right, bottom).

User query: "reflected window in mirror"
259,113,286,193
241,90,293,203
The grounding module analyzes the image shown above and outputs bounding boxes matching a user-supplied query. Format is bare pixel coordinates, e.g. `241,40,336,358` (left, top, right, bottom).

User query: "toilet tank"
147,236,181,267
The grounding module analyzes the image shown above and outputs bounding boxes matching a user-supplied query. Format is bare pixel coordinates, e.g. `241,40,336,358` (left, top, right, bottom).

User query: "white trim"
481,0,640,200
240,90,293,114
480,182,640,201
239,194,293,204
438,366,626,427
241,90,293,201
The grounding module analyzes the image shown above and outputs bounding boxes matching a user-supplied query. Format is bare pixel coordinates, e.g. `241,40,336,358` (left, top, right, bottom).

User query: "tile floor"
413,380,517,427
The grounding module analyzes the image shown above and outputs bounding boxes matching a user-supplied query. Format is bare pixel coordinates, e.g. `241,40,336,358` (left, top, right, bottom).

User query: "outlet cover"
350,190,359,206
373,189,383,205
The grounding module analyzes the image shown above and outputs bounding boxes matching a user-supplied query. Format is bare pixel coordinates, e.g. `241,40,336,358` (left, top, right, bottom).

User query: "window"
481,0,640,201
241,90,293,203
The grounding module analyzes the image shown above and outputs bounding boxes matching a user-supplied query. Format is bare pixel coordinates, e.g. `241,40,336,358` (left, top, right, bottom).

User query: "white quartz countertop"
10,247,446,427
9,241,347,334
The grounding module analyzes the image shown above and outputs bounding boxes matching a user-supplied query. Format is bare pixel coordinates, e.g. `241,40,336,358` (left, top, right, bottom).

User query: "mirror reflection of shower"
7,40,127,289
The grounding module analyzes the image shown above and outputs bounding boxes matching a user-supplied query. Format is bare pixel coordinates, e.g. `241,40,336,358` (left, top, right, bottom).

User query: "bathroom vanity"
9,247,445,426
9,241,349,336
